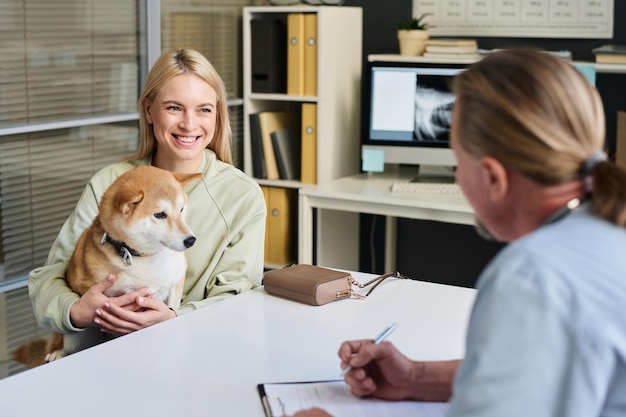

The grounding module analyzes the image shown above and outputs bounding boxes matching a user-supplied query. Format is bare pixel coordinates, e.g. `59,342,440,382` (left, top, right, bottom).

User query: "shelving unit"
242,5,363,187
242,6,363,268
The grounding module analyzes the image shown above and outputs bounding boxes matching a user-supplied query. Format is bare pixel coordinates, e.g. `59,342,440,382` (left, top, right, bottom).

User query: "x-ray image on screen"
363,63,465,169
413,74,455,142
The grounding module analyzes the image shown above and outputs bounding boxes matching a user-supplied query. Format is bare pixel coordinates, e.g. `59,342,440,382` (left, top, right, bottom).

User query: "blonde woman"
28,49,265,347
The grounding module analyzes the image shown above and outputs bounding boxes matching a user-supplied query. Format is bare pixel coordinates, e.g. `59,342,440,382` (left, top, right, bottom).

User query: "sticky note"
575,64,596,87
362,149,385,172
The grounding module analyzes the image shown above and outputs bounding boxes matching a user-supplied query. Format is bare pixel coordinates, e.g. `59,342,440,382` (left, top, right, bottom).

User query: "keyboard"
390,181,463,195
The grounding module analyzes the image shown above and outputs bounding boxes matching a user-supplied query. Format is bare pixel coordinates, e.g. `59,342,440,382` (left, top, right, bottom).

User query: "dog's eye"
154,212,167,219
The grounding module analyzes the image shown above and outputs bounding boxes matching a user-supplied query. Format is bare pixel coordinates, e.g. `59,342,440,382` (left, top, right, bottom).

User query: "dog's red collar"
100,232,149,266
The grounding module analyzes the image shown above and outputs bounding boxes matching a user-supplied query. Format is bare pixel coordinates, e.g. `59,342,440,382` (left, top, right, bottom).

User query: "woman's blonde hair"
131,49,233,164
453,48,626,226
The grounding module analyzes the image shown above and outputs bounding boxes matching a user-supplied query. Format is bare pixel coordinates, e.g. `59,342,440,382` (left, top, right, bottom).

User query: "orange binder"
287,13,305,95
257,110,298,180
303,13,317,96
300,103,317,184
262,186,296,266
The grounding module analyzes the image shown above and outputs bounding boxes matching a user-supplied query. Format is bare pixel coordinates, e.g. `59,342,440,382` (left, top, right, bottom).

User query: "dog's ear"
117,190,145,215
173,172,203,188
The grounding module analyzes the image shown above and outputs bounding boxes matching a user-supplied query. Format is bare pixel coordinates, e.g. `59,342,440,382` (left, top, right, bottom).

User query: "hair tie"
581,151,607,176
581,151,606,193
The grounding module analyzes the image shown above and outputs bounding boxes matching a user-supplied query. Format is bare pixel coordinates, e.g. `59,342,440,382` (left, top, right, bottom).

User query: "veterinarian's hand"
95,295,176,335
70,274,153,329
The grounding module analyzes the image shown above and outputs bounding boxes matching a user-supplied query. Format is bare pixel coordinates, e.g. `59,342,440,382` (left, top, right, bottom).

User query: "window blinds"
0,0,138,126
0,287,51,378
0,0,139,283
0,123,138,281
0,1,141,379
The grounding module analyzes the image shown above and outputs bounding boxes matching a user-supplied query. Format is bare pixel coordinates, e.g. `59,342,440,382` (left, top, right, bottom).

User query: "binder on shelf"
262,186,296,266
251,17,287,93
258,110,298,180
303,13,317,96
249,113,267,179
300,103,317,184
287,13,305,95
271,127,301,180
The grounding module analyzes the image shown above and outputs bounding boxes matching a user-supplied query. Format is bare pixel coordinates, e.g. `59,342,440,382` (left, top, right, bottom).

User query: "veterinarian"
288,49,626,417
29,49,266,341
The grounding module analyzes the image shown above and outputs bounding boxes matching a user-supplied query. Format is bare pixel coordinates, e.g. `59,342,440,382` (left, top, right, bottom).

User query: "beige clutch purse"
263,264,408,306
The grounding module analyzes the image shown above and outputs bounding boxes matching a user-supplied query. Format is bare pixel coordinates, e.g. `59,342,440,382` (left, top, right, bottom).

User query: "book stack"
592,44,626,64
423,39,479,60
249,109,301,181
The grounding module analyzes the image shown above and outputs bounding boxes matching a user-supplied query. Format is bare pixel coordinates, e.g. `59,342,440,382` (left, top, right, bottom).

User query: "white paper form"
259,380,447,417
413,0,614,39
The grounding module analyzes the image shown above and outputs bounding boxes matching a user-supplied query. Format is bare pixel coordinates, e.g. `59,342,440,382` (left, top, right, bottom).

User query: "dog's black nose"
184,236,196,248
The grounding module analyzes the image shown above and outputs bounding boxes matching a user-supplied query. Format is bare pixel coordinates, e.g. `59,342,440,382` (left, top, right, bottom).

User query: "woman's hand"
69,273,174,334
95,291,176,335
70,274,145,328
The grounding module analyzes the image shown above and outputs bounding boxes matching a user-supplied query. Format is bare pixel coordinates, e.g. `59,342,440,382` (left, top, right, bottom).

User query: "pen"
340,322,398,377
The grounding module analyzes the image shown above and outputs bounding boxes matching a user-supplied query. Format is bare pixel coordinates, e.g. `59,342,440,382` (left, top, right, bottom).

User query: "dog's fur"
13,165,202,368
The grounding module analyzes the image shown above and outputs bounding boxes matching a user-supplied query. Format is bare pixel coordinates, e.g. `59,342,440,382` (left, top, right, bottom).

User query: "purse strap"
348,271,411,299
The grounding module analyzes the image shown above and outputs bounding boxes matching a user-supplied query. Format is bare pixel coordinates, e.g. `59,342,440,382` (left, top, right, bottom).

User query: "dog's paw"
44,350,65,363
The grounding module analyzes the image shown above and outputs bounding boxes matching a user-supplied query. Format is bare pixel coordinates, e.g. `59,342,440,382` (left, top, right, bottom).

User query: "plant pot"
397,29,429,56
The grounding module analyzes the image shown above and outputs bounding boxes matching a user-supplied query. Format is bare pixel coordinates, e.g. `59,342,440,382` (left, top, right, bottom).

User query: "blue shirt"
447,204,626,417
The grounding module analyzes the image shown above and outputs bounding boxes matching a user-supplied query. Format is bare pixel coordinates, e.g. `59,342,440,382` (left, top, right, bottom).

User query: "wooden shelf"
368,53,626,74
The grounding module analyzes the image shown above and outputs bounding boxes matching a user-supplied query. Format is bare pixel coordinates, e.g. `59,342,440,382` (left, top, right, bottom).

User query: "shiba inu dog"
14,165,202,367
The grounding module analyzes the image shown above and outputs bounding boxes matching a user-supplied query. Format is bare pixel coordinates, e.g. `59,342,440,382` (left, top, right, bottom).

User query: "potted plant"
396,13,431,56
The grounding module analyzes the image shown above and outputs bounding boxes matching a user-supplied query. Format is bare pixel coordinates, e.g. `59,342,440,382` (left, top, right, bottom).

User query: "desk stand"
298,168,474,272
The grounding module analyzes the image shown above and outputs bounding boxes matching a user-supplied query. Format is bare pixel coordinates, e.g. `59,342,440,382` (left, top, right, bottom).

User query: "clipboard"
259,380,342,417
257,383,283,417
257,380,447,417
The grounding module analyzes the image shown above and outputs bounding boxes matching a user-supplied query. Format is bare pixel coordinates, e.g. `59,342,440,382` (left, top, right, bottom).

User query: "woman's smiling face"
145,73,218,172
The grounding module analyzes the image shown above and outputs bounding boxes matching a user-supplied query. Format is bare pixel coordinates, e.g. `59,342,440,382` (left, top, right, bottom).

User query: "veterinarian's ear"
144,99,154,124
481,155,509,202
174,172,203,188
117,190,145,214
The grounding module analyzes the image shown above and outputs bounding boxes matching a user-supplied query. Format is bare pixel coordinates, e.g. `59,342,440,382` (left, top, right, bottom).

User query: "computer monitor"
361,60,469,178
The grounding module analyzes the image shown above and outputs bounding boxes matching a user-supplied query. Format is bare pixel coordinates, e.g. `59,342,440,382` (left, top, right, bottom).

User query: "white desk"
0,274,475,416
298,168,474,271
